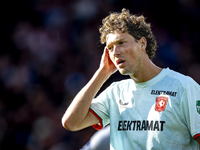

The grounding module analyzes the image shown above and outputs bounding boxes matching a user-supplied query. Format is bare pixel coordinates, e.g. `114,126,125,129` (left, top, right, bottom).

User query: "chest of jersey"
111,87,183,126
109,86,191,149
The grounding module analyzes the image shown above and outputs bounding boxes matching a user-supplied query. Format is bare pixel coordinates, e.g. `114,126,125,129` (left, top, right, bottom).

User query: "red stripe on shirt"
89,108,103,130
193,133,200,140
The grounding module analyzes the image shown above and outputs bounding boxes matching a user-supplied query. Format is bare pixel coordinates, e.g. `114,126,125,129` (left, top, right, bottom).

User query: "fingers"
103,47,109,58
102,47,106,57
101,47,109,62
99,47,117,74
104,47,117,71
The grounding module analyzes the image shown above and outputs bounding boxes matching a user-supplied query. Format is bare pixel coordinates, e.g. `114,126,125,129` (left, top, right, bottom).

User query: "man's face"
106,30,146,76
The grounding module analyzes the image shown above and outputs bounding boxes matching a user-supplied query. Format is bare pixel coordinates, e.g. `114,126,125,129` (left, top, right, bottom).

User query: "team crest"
196,100,200,114
155,94,169,112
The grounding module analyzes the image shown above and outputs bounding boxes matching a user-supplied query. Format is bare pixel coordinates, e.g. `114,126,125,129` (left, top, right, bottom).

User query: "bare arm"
195,136,200,146
62,47,117,131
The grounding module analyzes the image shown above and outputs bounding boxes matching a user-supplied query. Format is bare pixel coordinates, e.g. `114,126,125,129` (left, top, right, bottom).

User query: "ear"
139,37,147,51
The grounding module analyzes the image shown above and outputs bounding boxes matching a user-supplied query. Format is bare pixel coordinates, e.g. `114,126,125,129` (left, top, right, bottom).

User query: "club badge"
155,93,169,112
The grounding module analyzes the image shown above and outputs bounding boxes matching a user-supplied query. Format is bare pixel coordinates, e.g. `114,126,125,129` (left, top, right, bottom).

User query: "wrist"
96,68,112,81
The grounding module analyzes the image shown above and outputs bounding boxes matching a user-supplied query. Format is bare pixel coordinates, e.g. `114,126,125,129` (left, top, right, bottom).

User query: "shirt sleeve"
89,87,111,130
181,81,200,140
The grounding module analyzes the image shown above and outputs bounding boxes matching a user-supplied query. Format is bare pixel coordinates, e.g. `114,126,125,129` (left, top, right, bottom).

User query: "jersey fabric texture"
89,68,200,150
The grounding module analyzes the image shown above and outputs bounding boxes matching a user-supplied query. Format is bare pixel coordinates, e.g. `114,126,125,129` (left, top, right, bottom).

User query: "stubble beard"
118,65,135,76
119,59,143,78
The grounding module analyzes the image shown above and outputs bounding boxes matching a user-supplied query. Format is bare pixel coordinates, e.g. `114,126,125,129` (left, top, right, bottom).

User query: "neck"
130,60,162,83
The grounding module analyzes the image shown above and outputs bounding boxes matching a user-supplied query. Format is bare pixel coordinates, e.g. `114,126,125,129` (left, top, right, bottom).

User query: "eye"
119,41,124,45
107,46,113,51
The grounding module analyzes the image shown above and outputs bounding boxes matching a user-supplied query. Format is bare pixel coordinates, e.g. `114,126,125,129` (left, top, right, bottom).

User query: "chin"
119,69,129,75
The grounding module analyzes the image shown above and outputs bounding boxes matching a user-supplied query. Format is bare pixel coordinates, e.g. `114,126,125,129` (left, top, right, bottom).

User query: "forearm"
62,68,110,131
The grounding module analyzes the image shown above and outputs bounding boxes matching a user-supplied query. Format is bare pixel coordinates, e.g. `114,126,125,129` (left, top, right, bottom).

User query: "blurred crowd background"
0,0,200,149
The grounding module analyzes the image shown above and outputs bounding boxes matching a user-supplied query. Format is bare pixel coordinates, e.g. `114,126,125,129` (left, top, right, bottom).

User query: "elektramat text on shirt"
118,120,165,131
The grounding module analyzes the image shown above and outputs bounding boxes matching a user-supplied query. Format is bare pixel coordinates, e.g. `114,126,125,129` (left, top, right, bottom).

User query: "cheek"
108,52,115,62
126,45,140,58
125,48,136,59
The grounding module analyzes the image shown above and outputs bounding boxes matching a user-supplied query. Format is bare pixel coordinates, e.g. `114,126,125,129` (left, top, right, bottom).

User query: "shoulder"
99,79,133,97
110,78,133,87
108,79,133,90
95,79,132,99
166,68,199,88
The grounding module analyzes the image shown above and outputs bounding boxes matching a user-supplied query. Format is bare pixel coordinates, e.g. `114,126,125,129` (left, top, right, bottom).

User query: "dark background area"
0,0,200,149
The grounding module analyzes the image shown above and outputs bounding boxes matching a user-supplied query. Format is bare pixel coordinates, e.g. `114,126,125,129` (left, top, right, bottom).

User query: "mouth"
116,59,125,66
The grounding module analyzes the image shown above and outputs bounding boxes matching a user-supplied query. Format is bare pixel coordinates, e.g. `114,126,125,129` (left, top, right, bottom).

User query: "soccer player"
62,8,200,149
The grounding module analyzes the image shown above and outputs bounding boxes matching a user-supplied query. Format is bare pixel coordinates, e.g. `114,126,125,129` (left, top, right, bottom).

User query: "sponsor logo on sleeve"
196,100,200,114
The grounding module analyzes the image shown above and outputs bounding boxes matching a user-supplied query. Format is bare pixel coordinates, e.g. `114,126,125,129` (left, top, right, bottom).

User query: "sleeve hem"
193,133,200,140
89,108,103,130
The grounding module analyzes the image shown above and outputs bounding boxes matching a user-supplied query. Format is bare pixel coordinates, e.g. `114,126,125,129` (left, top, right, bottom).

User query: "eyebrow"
106,38,126,47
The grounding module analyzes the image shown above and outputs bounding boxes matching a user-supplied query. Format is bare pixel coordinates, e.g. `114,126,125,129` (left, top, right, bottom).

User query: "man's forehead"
106,31,125,44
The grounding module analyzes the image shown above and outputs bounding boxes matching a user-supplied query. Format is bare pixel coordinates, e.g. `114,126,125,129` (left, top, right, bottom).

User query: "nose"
113,45,120,57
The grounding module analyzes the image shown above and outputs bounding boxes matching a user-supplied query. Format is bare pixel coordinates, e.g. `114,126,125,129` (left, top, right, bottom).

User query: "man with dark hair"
62,9,200,149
